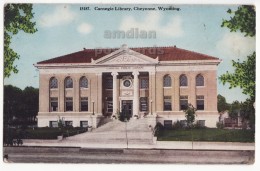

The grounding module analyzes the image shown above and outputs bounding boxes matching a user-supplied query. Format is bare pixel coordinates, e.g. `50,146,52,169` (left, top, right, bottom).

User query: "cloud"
216,32,255,60
77,22,93,34
39,5,77,27
119,12,184,38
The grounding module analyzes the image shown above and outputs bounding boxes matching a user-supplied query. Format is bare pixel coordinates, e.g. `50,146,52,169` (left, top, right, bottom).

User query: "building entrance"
121,100,133,118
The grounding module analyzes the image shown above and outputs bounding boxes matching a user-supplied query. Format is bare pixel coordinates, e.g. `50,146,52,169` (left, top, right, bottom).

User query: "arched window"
65,77,73,88
196,74,204,86
80,76,88,88
163,75,171,87
180,74,188,86
50,77,58,89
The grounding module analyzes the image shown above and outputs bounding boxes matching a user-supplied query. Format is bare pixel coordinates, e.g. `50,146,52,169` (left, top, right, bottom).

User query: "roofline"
34,59,222,69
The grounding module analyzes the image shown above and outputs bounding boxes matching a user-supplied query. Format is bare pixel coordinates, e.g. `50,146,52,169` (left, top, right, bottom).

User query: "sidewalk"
21,139,255,151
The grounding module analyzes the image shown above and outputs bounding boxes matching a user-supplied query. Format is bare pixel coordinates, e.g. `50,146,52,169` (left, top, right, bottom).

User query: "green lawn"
157,128,255,142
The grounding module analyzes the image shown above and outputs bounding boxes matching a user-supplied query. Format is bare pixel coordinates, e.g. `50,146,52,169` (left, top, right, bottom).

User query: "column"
111,72,118,115
59,78,64,112
133,71,139,116
74,78,79,112
149,71,156,115
97,73,102,114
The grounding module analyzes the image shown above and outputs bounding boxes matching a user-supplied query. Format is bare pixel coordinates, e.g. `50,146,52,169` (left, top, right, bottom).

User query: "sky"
4,4,256,103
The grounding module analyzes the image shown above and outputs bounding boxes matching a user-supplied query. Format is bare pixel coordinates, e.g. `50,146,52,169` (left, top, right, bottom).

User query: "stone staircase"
65,118,153,145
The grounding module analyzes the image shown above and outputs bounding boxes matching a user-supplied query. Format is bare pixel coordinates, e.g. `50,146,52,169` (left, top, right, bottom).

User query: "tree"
217,94,229,113
184,104,196,128
219,52,255,101
4,85,23,126
228,100,241,118
221,5,255,37
4,4,37,78
240,99,255,129
20,87,39,122
4,85,39,126
220,5,255,129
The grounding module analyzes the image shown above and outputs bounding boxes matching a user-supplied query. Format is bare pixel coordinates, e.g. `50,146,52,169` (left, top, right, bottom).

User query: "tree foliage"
221,5,255,37
4,4,37,78
220,5,256,100
184,104,196,128
4,85,39,126
219,52,255,101
228,100,241,118
217,94,229,113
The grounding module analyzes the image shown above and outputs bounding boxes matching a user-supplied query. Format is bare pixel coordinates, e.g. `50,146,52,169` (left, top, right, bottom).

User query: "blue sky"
4,4,255,103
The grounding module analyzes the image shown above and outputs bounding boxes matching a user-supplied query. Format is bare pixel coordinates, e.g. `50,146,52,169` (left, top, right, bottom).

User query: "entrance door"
122,100,133,118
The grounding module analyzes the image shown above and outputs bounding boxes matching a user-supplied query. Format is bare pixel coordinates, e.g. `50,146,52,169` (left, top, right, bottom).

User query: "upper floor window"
50,77,58,89
105,79,113,89
80,76,88,88
163,75,171,87
140,78,149,89
65,77,73,88
180,74,188,87
196,74,204,86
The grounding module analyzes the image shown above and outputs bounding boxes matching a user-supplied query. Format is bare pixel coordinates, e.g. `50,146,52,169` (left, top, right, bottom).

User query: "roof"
37,46,219,64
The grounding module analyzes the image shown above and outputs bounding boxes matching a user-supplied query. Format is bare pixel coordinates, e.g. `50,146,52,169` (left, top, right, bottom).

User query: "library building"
35,44,221,128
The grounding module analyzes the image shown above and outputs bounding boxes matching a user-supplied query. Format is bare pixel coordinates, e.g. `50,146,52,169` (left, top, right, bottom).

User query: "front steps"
65,118,153,145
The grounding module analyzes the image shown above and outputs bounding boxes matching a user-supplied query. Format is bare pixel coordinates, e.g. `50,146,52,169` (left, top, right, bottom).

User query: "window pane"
65,121,73,127
180,96,188,110
164,96,172,111
80,121,88,128
80,97,88,111
106,79,113,89
196,96,204,110
140,79,149,89
50,97,58,112
107,101,113,112
66,97,73,111
50,78,58,89
49,121,58,128
65,77,73,88
180,75,188,86
80,77,88,88
196,75,204,86
163,75,171,87
140,97,148,111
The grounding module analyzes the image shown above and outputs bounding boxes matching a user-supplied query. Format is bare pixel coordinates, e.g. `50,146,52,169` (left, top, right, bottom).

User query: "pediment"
92,44,158,65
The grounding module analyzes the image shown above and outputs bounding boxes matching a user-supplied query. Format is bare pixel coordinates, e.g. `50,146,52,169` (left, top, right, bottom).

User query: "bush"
172,120,185,129
153,122,164,137
216,122,224,129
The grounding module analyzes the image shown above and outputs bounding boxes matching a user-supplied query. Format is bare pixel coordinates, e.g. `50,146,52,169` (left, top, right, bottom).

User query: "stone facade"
35,44,221,128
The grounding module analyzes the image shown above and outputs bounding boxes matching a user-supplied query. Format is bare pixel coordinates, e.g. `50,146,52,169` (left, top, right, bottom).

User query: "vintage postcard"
2,0,256,165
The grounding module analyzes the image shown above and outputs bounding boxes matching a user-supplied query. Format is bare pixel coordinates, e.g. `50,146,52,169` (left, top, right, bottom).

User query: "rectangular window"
65,97,73,111
50,97,58,112
80,121,88,128
197,95,204,110
106,97,113,113
180,96,188,110
197,120,205,127
140,78,149,89
164,96,172,111
105,79,113,89
80,97,88,111
65,121,73,127
164,120,172,129
140,97,148,111
49,121,58,128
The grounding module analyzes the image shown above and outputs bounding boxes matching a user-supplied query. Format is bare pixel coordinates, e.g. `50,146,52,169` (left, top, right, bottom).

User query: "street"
3,147,254,164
